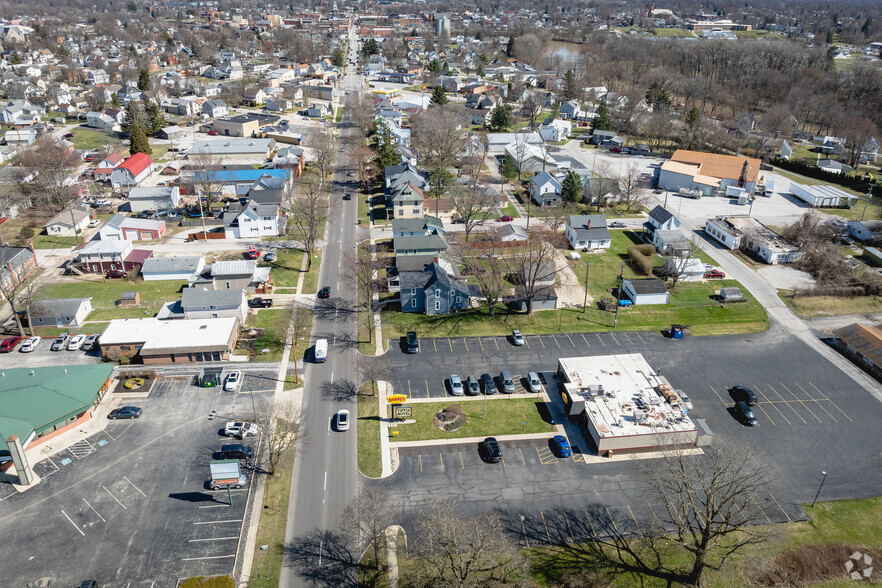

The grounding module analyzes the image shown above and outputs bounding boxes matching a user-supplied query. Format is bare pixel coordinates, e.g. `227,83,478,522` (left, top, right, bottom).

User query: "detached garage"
622,278,669,305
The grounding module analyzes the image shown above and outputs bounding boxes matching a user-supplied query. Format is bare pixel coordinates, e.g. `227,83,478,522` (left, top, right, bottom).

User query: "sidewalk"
485,155,528,218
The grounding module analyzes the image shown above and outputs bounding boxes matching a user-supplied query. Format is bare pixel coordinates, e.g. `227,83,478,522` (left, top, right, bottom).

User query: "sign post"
209,459,241,506
386,394,408,404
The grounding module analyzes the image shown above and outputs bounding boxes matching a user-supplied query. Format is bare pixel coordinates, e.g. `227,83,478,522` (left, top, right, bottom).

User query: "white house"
202,98,229,119
565,215,611,251
224,201,284,239
505,141,557,173
85,111,116,131
662,257,705,282
622,278,669,305
704,216,744,250
529,170,563,207
2,99,45,125
44,206,91,236
538,119,572,143
99,214,166,241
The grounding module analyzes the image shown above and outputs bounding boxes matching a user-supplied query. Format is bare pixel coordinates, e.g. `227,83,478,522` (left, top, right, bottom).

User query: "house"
128,186,181,213
653,230,691,257
566,215,611,250
96,153,125,170
559,100,582,120
389,181,425,219
393,233,448,259
0,245,38,293
202,98,229,118
28,297,93,327
817,159,844,175
72,240,152,274
847,220,882,244
141,256,206,281
704,215,746,250
272,145,305,175
98,214,166,241
110,153,155,188
789,183,855,208
529,170,562,207
158,288,248,322
223,200,284,238
206,169,291,193
306,102,329,118
860,137,879,164
190,260,273,293
622,278,669,305
3,129,35,146
44,206,92,237
831,323,882,382
662,257,705,282
99,317,240,364
392,216,444,237
505,141,557,173
400,262,470,315
645,206,681,235
590,130,618,146
85,111,116,131
780,140,793,160
539,119,572,143
189,138,275,163
657,150,762,197
484,132,543,155
243,87,267,106
498,223,528,242
2,99,45,126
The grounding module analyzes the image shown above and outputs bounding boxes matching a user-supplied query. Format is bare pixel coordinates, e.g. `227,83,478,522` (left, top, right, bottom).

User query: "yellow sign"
387,394,408,404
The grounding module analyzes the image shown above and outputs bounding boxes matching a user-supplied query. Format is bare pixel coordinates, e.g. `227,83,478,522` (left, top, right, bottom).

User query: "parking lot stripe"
459,453,464,469
752,385,787,425
537,336,546,349
188,536,238,542
610,333,620,346
584,508,597,537
780,383,822,423
418,455,423,473
604,506,618,533
541,512,552,542
566,334,575,347
102,485,126,510
123,476,147,498
551,335,560,348
634,331,646,344
708,385,731,408
478,338,484,351
463,339,469,352
768,492,791,522
193,520,242,525
809,382,853,422
198,505,228,509
519,514,530,547
425,380,430,398
61,510,84,536
432,339,437,352
751,400,777,426
794,383,837,422
82,498,105,523
563,511,575,541
407,380,412,397
439,453,444,468
524,337,530,348
627,505,643,538
754,499,772,524
765,384,806,424
493,337,499,350
518,447,526,465
596,333,605,346
621,332,633,345
581,333,590,347
181,555,235,561
448,338,453,352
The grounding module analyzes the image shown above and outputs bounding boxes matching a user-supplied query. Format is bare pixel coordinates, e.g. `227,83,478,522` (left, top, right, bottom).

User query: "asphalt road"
281,22,362,588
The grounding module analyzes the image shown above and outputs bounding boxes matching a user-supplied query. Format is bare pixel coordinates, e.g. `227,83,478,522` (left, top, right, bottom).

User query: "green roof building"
0,364,115,459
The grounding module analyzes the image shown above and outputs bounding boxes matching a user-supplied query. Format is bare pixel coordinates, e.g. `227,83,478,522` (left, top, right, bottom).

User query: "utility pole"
69,203,82,245
860,186,872,221
582,262,590,313
614,263,624,328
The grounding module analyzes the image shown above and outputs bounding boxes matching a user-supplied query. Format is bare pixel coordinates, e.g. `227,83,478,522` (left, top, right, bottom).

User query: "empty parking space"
705,380,854,427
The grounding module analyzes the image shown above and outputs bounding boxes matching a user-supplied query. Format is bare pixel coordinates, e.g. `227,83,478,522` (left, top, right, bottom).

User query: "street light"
811,470,828,507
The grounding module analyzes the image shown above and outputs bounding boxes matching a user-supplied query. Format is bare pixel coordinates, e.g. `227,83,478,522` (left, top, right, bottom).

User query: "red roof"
104,153,125,165
124,249,154,265
117,153,153,176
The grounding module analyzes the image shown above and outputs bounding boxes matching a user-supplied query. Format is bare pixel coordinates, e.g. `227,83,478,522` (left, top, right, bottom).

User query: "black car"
342,193,351,200
318,286,330,299
483,437,503,463
735,401,758,426
481,373,496,395
108,406,142,419
732,385,758,406
249,297,273,308
406,331,419,353
219,444,254,460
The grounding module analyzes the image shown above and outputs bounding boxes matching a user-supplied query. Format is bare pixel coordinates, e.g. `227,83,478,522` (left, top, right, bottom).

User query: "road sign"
393,405,412,419
387,394,408,404
210,459,240,483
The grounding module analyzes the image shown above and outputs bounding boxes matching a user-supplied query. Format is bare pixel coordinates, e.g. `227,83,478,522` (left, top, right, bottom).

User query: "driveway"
553,249,590,308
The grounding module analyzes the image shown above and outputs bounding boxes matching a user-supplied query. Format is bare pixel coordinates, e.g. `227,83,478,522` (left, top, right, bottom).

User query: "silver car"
526,372,542,393
449,374,464,396
50,333,69,351
500,371,515,394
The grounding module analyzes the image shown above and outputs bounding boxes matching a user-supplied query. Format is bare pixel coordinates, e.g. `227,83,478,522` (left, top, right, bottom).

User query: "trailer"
678,187,702,199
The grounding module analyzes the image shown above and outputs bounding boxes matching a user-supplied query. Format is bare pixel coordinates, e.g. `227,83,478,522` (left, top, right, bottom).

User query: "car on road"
483,437,503,463
343,193,351,200
244,246,260,259
264,250,277,262
406,331,419,353
50,333,70,351
336,409,350,431
248,297,273,308
704,269,726,279
82,334,100,351
735,401,757,426
208,129,219,135
496,215,514,222
609,221,627,228
552,435,572,457
466,375,480,396
88,218,101,227
511,329,525,346
677,391,693,411
210,474,248,490
108,406,143,420
224,421,258,438
105,269,127,279
318,286,330,299
223,371,242,391
0,336,21,352
500,370,515,394
480,373,496,394
218,444,254,460
526,372,542,393
19,336,41,352
67,334,86,350
449,374,464,396
732,385,757,406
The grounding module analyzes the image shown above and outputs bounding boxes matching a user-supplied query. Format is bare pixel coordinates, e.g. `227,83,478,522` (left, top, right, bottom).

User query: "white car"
224,421,258,438
88,218,101,227
223,370,242,391
512,330,525,346
67,334,86,350
449,374,464,396
20,336,41,352
677,391,694,411
336,409,350,431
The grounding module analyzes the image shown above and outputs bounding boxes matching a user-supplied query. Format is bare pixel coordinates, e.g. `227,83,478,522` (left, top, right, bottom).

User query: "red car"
0,336,21,352
208,129,219,136
496,216,514,222
244,247,260,259
609,147,623,153
105,270,128,279
0,216,7,223
704,269,726,279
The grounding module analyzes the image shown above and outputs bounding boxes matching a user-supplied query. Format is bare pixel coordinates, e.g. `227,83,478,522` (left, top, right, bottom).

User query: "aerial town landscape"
0,0,881,586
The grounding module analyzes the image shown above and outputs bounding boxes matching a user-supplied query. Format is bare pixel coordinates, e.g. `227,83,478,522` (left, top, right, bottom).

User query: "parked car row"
1,333,100,353
482,434,574,465
447,370,542,396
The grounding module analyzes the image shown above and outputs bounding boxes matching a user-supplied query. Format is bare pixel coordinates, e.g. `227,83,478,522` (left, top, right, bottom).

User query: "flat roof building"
99,317,239,364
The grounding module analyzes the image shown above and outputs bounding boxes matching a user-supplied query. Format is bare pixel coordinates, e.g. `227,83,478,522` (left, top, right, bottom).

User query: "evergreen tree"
129,126,152,156
861,17,872,36
477,63,484,77
562,69,578,101
684,107,700,129
561,171,583,203
430,86,448,106
121,101,144,136
361,38,379,56
501,154,518,181
9,51,22,65
825,29,834,44
428,58,442,73
645,81,672,109
144,100,166,135
137,69,150,92
489,104,513,132
373,120,400,173
110,93,121,109
591,102,612,132
331,47,345,67
506,36,515,57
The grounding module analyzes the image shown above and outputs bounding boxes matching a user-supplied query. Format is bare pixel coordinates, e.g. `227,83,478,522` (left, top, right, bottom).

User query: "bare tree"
410,103,467,168
414,498,526,587
188,150,226,208
509,233,559,315
454,239,510,319
0,261,41,337
450,184,500,242
459,131,487,181
589,161,619,207
287,178,330,272
618,162,648,212
351,143,375,185
16,139,81,209
348,93,377,138
309,130,336,185
659,238,703,289
356,353,391,396
542,201,578,233
640,109,677,152
255,398,304,475
342,487,401,572
342,243,379,345
838,117,880,168
522,91,544,130
510,133,531,181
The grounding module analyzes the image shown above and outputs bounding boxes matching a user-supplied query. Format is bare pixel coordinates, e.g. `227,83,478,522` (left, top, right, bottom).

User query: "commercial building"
558,354,697,455
789,183,856,208
99,317,240,364
127,186,181,213
188,138,276,163
832,323,882,382
0,364,115,462
657,150,761,196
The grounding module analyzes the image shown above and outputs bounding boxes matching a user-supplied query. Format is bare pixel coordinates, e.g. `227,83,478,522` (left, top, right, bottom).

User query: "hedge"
773,158,881,191
627,245,654,275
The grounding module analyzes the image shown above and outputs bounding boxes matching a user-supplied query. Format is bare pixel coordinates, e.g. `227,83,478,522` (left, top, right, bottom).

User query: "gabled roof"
669,149,761,184
531,170,561,188
115,153,153,176
833,323,882,367
181,287,245,310
28,297,90,318
393,233,448,252
649,205,674,224
211,260,257,276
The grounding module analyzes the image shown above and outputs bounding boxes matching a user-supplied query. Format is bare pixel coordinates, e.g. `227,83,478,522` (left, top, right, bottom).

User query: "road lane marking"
407,380,412,397
439,453,443,468
541,512,552,542
189,536,238,542
493,337,499,350
102,485,126,509
425,380,430,398
418,455,423,473
193,520,242,525
781,383,823,423
61,510,84,536
463,339,469,352
323,471,328,491
766,384,805,424
182,555,235,561
809,382,852,422
82,498,105,523
432,339,436,352
198,505,228,509
752,385,787,425
584,508,596,537
769,492,791,522
123,476,147,498
581,334,590,347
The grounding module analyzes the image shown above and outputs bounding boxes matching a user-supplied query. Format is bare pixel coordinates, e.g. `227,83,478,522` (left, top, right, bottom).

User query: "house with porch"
400,261,470,315
530,170,562,207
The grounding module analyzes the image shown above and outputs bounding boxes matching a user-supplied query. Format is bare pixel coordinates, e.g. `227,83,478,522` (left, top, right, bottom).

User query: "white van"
314,338,328,363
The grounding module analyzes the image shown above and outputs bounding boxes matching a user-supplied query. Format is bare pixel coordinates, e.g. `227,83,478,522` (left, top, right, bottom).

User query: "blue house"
400,262,470,315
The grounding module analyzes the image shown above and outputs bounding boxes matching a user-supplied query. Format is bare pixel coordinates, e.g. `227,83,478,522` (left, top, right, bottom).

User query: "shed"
622,278,669,305
119,291,141,307
719,287,744,302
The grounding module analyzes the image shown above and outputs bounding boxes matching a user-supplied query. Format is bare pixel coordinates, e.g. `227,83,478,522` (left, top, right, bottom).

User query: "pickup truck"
248,297,273,308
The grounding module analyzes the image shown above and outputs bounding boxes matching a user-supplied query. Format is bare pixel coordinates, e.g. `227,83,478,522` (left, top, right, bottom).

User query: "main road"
281,23,364,587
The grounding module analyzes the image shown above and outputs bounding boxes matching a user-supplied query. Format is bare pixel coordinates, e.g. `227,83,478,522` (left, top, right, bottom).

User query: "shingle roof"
141,255,204,274
626,278,668,294
649,205,673,224
28,297,90,318
181,288,245,309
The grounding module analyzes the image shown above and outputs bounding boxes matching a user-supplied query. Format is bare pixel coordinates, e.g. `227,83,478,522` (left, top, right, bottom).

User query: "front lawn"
248,305,294,362
387,397,555,442
69,127,118,151
301,252,322,294
31,235,79,249
499,201,520,218
357,383,383,478
262,248,305,288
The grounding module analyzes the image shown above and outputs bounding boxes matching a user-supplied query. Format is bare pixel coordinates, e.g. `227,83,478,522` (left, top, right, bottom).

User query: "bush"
634,243,656,256
19,226,34,239
627,245,654,275
119,356,131,365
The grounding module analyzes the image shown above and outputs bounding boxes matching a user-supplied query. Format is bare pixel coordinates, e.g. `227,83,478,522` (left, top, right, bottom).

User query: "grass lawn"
301,252,322,294
40,279,184,314
357,383,383,478
649,27,695,37
248,305,293,362
69,127,118,152
819,200,882,221
262,248,305,288
500,201,520,218
31,235,79,249
388,397,555,442
780,292,882,318
335,107,343,122
358,189,371,225
247,443,297,588
179,577,235,588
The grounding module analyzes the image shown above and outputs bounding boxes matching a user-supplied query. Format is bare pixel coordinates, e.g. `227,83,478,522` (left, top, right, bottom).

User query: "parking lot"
380,327,882,540
0,375,270,587
0,337,103,368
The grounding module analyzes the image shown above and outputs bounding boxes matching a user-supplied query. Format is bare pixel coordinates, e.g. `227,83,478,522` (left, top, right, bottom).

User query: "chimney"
586,219,591,229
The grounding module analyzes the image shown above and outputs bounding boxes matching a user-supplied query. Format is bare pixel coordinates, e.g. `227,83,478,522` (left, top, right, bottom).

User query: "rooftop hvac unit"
587,384,604,396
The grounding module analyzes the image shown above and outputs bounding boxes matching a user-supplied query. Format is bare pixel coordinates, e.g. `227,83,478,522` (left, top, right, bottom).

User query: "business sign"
387,394,408,404
393,405,412,419
209,459,240,485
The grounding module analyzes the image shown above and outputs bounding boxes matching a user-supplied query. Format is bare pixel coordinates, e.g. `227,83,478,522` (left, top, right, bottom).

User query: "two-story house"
529,170,563,207
389,181,425,219
399,261,470,315
223,200,285,239
645,205,681,236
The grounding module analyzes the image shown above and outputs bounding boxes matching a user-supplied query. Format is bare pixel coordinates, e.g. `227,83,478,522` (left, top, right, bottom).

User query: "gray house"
565,215,611,250
392,216,444,237
158,288,247,321
400,262,469,315
128,186,181,213
141,256,205,281
190,260,273,293
28,297,93,327
393,233,448,259
202,99,229,118
847,220,882,244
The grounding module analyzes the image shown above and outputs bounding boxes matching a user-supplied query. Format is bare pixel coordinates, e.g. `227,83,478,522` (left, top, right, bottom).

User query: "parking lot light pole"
811,471,828,507
483,388,487,420
583,263,590,313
